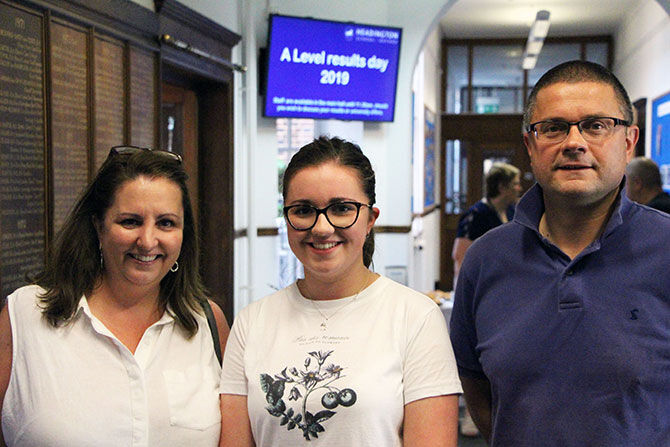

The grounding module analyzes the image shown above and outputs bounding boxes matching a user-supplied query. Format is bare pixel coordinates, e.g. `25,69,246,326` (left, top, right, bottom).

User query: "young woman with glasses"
220,136,462,446
0,146,228,446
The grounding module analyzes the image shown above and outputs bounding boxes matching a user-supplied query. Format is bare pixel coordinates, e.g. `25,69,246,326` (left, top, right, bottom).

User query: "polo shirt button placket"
558,266,583,310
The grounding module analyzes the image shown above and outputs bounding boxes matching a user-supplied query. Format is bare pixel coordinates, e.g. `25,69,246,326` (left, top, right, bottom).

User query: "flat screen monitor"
263,14,402,122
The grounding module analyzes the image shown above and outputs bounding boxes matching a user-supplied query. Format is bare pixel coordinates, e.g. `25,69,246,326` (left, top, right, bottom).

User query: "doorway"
439,114,532,290
160,72,235,325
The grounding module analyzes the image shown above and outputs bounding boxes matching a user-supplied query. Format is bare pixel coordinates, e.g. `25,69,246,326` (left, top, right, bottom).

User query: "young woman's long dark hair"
35,149,208,336
282,136,377,267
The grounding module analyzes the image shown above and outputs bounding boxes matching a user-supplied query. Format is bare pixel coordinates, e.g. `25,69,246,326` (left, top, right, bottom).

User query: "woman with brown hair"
0,146,228,446
220,136,461,446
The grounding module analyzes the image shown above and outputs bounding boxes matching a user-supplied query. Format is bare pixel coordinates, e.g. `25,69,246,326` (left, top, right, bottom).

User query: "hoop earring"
170,261,179,273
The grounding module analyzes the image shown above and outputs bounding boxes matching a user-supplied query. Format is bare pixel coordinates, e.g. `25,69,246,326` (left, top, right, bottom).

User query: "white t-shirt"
2,285,221,447
220,275,462,446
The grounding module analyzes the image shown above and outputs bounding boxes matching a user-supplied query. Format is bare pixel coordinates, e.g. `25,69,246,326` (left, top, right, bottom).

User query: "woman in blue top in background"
450,162,521,438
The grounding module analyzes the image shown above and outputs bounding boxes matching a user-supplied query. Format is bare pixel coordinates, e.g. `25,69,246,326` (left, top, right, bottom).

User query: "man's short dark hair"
523,60,634,130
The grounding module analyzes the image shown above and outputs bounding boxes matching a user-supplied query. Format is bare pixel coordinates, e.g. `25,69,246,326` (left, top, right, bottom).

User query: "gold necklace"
301,275,371,331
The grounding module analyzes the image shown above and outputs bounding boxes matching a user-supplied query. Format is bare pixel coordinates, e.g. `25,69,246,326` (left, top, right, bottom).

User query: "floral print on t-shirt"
260,350,358,441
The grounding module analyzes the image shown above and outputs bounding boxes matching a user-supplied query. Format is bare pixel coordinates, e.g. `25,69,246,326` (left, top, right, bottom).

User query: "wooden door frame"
197,80,235,326
157,0,240,325
160,66,236,326
439,114,531,290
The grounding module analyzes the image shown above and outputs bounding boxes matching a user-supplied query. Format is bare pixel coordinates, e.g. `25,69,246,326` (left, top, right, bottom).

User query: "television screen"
263,14,402,122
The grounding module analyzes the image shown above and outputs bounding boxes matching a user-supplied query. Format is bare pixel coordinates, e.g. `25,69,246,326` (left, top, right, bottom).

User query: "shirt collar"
76,295,175,327
512,183,545,232
513,179,632,239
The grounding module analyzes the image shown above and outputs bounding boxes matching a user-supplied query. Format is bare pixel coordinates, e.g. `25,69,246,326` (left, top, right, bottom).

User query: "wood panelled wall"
0,0,240,320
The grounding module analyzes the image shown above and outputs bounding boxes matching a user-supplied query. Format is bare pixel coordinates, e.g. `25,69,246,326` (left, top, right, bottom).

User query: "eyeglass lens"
534,118,620,142
286,202,364,230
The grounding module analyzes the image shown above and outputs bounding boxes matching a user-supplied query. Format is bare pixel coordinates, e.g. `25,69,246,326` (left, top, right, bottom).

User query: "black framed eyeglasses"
109,145,182,163
283,201,373,231
526,117,631,144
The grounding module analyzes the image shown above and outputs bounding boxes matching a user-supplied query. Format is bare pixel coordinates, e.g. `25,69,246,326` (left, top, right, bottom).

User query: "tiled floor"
458,431,487,447
457,406,487,447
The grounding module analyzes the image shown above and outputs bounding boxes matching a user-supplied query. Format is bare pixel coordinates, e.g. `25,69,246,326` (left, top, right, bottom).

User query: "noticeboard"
651,90,670,192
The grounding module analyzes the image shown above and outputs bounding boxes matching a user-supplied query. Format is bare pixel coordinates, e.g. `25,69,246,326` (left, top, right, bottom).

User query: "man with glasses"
450,60,670,446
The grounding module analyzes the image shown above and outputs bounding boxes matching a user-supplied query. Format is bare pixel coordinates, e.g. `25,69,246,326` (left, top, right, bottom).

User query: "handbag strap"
200,299,222,366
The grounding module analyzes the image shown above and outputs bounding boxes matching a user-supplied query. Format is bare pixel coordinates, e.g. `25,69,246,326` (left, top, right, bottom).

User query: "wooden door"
161,83,199,219
159,78,235,324
439,114,533,290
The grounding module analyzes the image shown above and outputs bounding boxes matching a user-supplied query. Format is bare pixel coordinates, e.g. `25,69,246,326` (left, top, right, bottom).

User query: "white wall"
129,0,240,32
614,0,670,156
422,28,443,293
409,26,443,293
422,27,442,111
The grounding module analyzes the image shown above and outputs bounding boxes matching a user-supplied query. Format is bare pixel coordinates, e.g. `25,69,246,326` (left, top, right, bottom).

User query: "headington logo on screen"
344,27,354,40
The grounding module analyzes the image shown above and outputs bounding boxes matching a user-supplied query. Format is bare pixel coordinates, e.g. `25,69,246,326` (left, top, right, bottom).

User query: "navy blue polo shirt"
450,183,670,446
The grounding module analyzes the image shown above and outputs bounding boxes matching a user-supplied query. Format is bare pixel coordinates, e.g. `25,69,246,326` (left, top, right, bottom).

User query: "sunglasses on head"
108,145,183,163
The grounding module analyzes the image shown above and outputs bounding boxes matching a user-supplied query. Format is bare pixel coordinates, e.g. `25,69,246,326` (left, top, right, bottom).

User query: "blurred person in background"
625,156,670,213
451,162,521,437
452,162,522,285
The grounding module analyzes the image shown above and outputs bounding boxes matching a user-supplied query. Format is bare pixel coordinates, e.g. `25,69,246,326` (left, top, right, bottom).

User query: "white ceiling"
439,0,639,39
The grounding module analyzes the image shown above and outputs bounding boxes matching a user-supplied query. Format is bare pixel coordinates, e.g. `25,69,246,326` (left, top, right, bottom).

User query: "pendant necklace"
301,275,371,331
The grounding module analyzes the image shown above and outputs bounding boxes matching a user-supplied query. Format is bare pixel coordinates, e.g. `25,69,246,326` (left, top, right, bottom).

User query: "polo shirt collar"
514,179,632,240
513,183,545,232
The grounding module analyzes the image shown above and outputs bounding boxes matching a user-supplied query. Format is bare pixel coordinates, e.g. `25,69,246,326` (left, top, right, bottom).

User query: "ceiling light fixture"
522,10,551,70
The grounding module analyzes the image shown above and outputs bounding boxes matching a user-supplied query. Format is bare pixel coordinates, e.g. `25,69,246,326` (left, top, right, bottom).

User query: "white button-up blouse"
2,285,221,447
